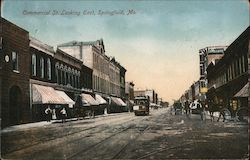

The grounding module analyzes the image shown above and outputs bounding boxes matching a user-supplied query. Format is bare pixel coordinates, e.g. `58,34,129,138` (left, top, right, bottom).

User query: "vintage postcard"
1,0,249,159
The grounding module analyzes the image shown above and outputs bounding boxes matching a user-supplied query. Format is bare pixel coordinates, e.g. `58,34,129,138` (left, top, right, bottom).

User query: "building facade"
134,89,158,104
199,46,227,101
207,27,249,116
58,40,125,100
125,81,135,111
1,18,31,127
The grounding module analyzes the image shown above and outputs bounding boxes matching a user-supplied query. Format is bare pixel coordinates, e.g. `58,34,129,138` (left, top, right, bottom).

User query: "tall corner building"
199,46,228,101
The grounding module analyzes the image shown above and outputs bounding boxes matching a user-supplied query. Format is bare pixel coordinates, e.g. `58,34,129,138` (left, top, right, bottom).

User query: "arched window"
47,58,51,80
32,54,36,76
40,57,44,78
68,67,71,86
55,63,59,83
72,69,75,87
64,65,67,85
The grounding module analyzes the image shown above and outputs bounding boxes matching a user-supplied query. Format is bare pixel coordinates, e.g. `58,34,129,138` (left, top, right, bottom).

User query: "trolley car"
133,96,150,116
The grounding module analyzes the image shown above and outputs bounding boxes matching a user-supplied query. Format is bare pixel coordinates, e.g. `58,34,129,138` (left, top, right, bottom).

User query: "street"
1,108,248,159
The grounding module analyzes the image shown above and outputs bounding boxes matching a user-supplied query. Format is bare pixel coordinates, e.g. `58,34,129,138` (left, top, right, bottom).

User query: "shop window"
32,54,36,76
12,52,19,72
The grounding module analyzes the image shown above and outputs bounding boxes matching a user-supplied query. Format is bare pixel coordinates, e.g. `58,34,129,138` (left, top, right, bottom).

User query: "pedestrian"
60,107,67,123
217,108,226,122
45,106,52,122
184,101,190,115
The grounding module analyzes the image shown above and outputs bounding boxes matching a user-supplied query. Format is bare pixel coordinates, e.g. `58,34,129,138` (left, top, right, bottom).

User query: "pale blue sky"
2,0,249,103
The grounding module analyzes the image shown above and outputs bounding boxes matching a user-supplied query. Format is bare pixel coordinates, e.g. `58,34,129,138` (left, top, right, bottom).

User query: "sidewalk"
1,112,131,133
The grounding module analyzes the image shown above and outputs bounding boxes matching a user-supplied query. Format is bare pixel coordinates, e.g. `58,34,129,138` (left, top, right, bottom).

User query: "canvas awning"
117,98,127,106
95,94,107,104
81,93,99,106
32,84,67,104
234,83,249,98
55,90,75,108
110,97,126,106
110,97,122,106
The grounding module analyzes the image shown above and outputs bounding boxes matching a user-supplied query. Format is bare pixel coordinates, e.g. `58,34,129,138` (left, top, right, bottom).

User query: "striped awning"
55,90,75,108
117,98,127,106
95,94,107,104
234,83,249,98
32,84,67,104
110,97,121,106
81,93,99,106
110,97,126,106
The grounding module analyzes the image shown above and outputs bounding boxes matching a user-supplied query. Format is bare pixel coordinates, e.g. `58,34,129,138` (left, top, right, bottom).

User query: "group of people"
45,106,67,123
183,100,227,122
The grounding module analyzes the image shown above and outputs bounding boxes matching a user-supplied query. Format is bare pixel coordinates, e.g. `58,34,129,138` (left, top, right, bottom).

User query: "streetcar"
133,96,150,116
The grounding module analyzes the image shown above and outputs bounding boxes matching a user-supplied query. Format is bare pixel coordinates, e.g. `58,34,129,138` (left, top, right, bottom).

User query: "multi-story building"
58,39,127,113
125,81,135,111
207,27,249,116
134,89,158,104
1,17,129,127
125,82,135,100
58,40,108,96
30,37,84,121
199,46,227,101
1,18,31,127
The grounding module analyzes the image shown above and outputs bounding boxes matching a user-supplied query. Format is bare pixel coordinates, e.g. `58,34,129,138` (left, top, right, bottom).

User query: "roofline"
55,48,83,64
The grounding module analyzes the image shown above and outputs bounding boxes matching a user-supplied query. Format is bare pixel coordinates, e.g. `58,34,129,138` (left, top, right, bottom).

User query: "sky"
2,0,249,104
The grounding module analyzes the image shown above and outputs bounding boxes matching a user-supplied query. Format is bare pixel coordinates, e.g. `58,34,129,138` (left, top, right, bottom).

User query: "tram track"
66,115,153,160
3,109,168,160
136,142,193,159
3,115,138,158
111,124,150,159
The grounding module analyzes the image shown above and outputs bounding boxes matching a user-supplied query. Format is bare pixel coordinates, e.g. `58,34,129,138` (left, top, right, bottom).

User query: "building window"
32,54,36,76
40,57,44,78
239,56,242,75
56,67,59,83
47,58,51,80
77,75,80,88
242,55,246,73
12,52,19,71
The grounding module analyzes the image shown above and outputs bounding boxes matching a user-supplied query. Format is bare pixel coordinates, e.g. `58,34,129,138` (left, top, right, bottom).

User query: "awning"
117,98,127,106
110,97,126,106
81,93,99,106
234,83,249,98
95,94,107,104
110,97,122,106
32,84,67,104
55,90,75,108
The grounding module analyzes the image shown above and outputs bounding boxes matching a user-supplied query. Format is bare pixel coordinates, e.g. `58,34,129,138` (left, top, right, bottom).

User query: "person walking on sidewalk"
45,106,52,122
60,107,67,123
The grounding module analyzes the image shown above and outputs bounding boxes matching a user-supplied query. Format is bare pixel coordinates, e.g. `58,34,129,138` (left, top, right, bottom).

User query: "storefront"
95,94,108,115
108,97,127,113
31,84,68,122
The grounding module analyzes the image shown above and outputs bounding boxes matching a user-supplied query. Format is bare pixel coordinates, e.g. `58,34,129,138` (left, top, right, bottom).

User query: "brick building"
1,17,31,127
207,27,249,116
199,46,227,101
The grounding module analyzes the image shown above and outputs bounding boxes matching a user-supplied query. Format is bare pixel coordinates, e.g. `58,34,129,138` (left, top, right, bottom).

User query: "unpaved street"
1,108,248,159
